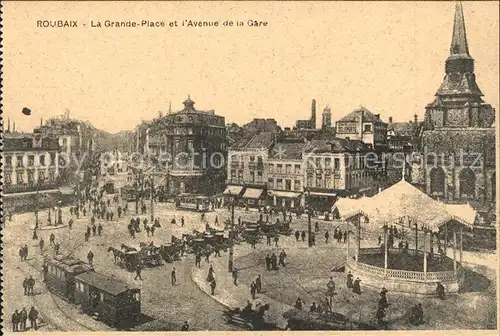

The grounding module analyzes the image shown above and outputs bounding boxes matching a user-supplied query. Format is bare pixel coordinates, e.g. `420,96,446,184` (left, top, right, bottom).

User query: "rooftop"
337,106,386,124
75,271,138,296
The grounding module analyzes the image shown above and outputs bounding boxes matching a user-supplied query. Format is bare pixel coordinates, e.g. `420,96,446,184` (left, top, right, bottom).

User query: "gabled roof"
230,132,275,150
303,138,369,154
268,142,306,160
4,134,60,151
337,107,386,124
387,122,423,137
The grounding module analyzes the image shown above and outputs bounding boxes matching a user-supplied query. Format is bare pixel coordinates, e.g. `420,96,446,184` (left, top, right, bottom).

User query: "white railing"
346,250,460,282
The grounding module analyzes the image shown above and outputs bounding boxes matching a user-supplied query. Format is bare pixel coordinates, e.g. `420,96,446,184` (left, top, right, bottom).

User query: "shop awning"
223,185,243,195
242,188,263,199
268,190,302,198
308,191,337,197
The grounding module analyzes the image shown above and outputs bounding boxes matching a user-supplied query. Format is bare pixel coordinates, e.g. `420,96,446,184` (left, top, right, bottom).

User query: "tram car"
74,271,141,328
45,256,93,302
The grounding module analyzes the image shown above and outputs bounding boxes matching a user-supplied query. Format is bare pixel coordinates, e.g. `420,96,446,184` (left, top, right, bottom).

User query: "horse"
121,244,137,252
108,247,125,264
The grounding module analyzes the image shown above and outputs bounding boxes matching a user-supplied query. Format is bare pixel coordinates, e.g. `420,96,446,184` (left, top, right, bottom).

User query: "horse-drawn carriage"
138,242,163,267
160,243,181,263
223,303,277,330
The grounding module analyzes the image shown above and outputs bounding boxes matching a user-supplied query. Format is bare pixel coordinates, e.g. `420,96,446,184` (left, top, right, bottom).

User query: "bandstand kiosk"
336,178,476,296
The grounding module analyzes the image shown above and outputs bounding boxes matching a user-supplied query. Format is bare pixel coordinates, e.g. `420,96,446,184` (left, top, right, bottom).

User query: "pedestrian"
352,277,362,295
195,253,201,267
294,297,303,310
23,277,29,295
271,253,278,270
49,233,55,246
346,271,353,288
232,268,238,286
19,246,25,261
39,238,44,252
181,321,190,331
87,250,94,265
28,307,38,330
181,216,185,227
295,230,300,242
378,235,382,246
68,218,73,229
85,231,90,242
255,274,262,293
171,267,176,285
210,278,217,295
207,264,215,282
54,242,60,255
274,235,279,247
265,253,271,271
42,264,48,283
27,276,35,296
315,221,319,232
97,223,103,236
12,309,20,332
20,307,28,331
205,250,211,263
134,263,143,280
266,235,271,246
310,302,317,313
250,281,257,299
343,230,347,243
278,249,287,267
325,230,329,244
92,224,97,236
436,282,446,300
301,231,306,242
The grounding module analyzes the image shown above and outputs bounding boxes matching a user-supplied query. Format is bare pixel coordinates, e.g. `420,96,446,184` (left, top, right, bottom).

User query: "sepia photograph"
1,1,498,333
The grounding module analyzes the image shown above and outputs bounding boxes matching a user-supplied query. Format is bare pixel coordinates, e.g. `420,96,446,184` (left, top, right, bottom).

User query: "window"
325,175,332,188
5,156,12,168
28,171,35,182
277,164,283,173
39,154,46,167
315,158,321,168
307,174,313,186
364,124,372,132
316,176,322,187
268,178,274,188
100,293,105,302
294,180,301,191
230,170,236,180
238,170,243,180
76,281,85,292
49,170,56,182
50,153,56,166
334,158,340,170
39,171,46,182
308,160,314,169
285,164,292,174
17,172,24,183
268,164,274,173
325,158,331,168
285,179,292,190
5,172,12,185
187,140,194,151
28,155,35,166
257,171,262,182
257,157,263,165
277,178,283,190
294,164,300,174
16,156,23,168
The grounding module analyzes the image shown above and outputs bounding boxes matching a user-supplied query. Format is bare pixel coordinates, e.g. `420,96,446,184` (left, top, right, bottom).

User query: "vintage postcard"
1,0,498,334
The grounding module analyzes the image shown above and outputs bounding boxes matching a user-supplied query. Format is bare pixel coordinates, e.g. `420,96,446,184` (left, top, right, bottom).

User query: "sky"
2,1,499,133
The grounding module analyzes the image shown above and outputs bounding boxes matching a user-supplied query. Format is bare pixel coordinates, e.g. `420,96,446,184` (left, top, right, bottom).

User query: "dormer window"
364,124,372,132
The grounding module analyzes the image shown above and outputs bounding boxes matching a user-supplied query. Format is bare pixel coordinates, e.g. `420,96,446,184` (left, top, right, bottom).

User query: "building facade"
419,2,496,207
267,140,307,208
146,96,227,196
335,107,388,150
3,133,60,194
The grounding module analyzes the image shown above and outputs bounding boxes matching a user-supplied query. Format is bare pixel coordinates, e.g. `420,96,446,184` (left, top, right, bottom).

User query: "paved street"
3,172,497,332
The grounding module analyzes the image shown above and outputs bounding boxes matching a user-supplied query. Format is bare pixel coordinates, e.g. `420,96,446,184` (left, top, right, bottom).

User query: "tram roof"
75,271,138,296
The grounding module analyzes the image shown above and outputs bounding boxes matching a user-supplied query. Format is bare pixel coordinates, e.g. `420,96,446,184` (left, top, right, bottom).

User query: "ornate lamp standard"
305,189,313,247
227,190,237,273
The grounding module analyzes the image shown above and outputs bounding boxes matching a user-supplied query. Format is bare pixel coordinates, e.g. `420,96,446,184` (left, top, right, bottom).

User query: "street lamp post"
150,174,154,223
306,190,313,247
228,191,236,273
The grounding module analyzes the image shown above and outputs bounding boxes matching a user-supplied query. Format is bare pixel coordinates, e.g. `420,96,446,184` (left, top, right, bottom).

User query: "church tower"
425,1,495,129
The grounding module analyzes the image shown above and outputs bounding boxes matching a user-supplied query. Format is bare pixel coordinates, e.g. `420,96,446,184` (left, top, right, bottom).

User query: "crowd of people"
11,307,39,332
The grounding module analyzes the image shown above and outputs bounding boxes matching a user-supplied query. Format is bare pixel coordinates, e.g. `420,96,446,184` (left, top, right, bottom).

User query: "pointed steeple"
168,101,172,113
450,1,470,57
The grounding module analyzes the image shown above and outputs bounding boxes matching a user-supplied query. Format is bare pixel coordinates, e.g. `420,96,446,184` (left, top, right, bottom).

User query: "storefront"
306,188,338,213
241,187,266,208
268,190,303,209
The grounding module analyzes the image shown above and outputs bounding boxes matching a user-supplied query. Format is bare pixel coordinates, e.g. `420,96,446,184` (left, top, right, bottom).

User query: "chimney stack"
414,114,418,123
13,121,16,133
7,118,11,132
310,99,316,129
389,116,393,123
